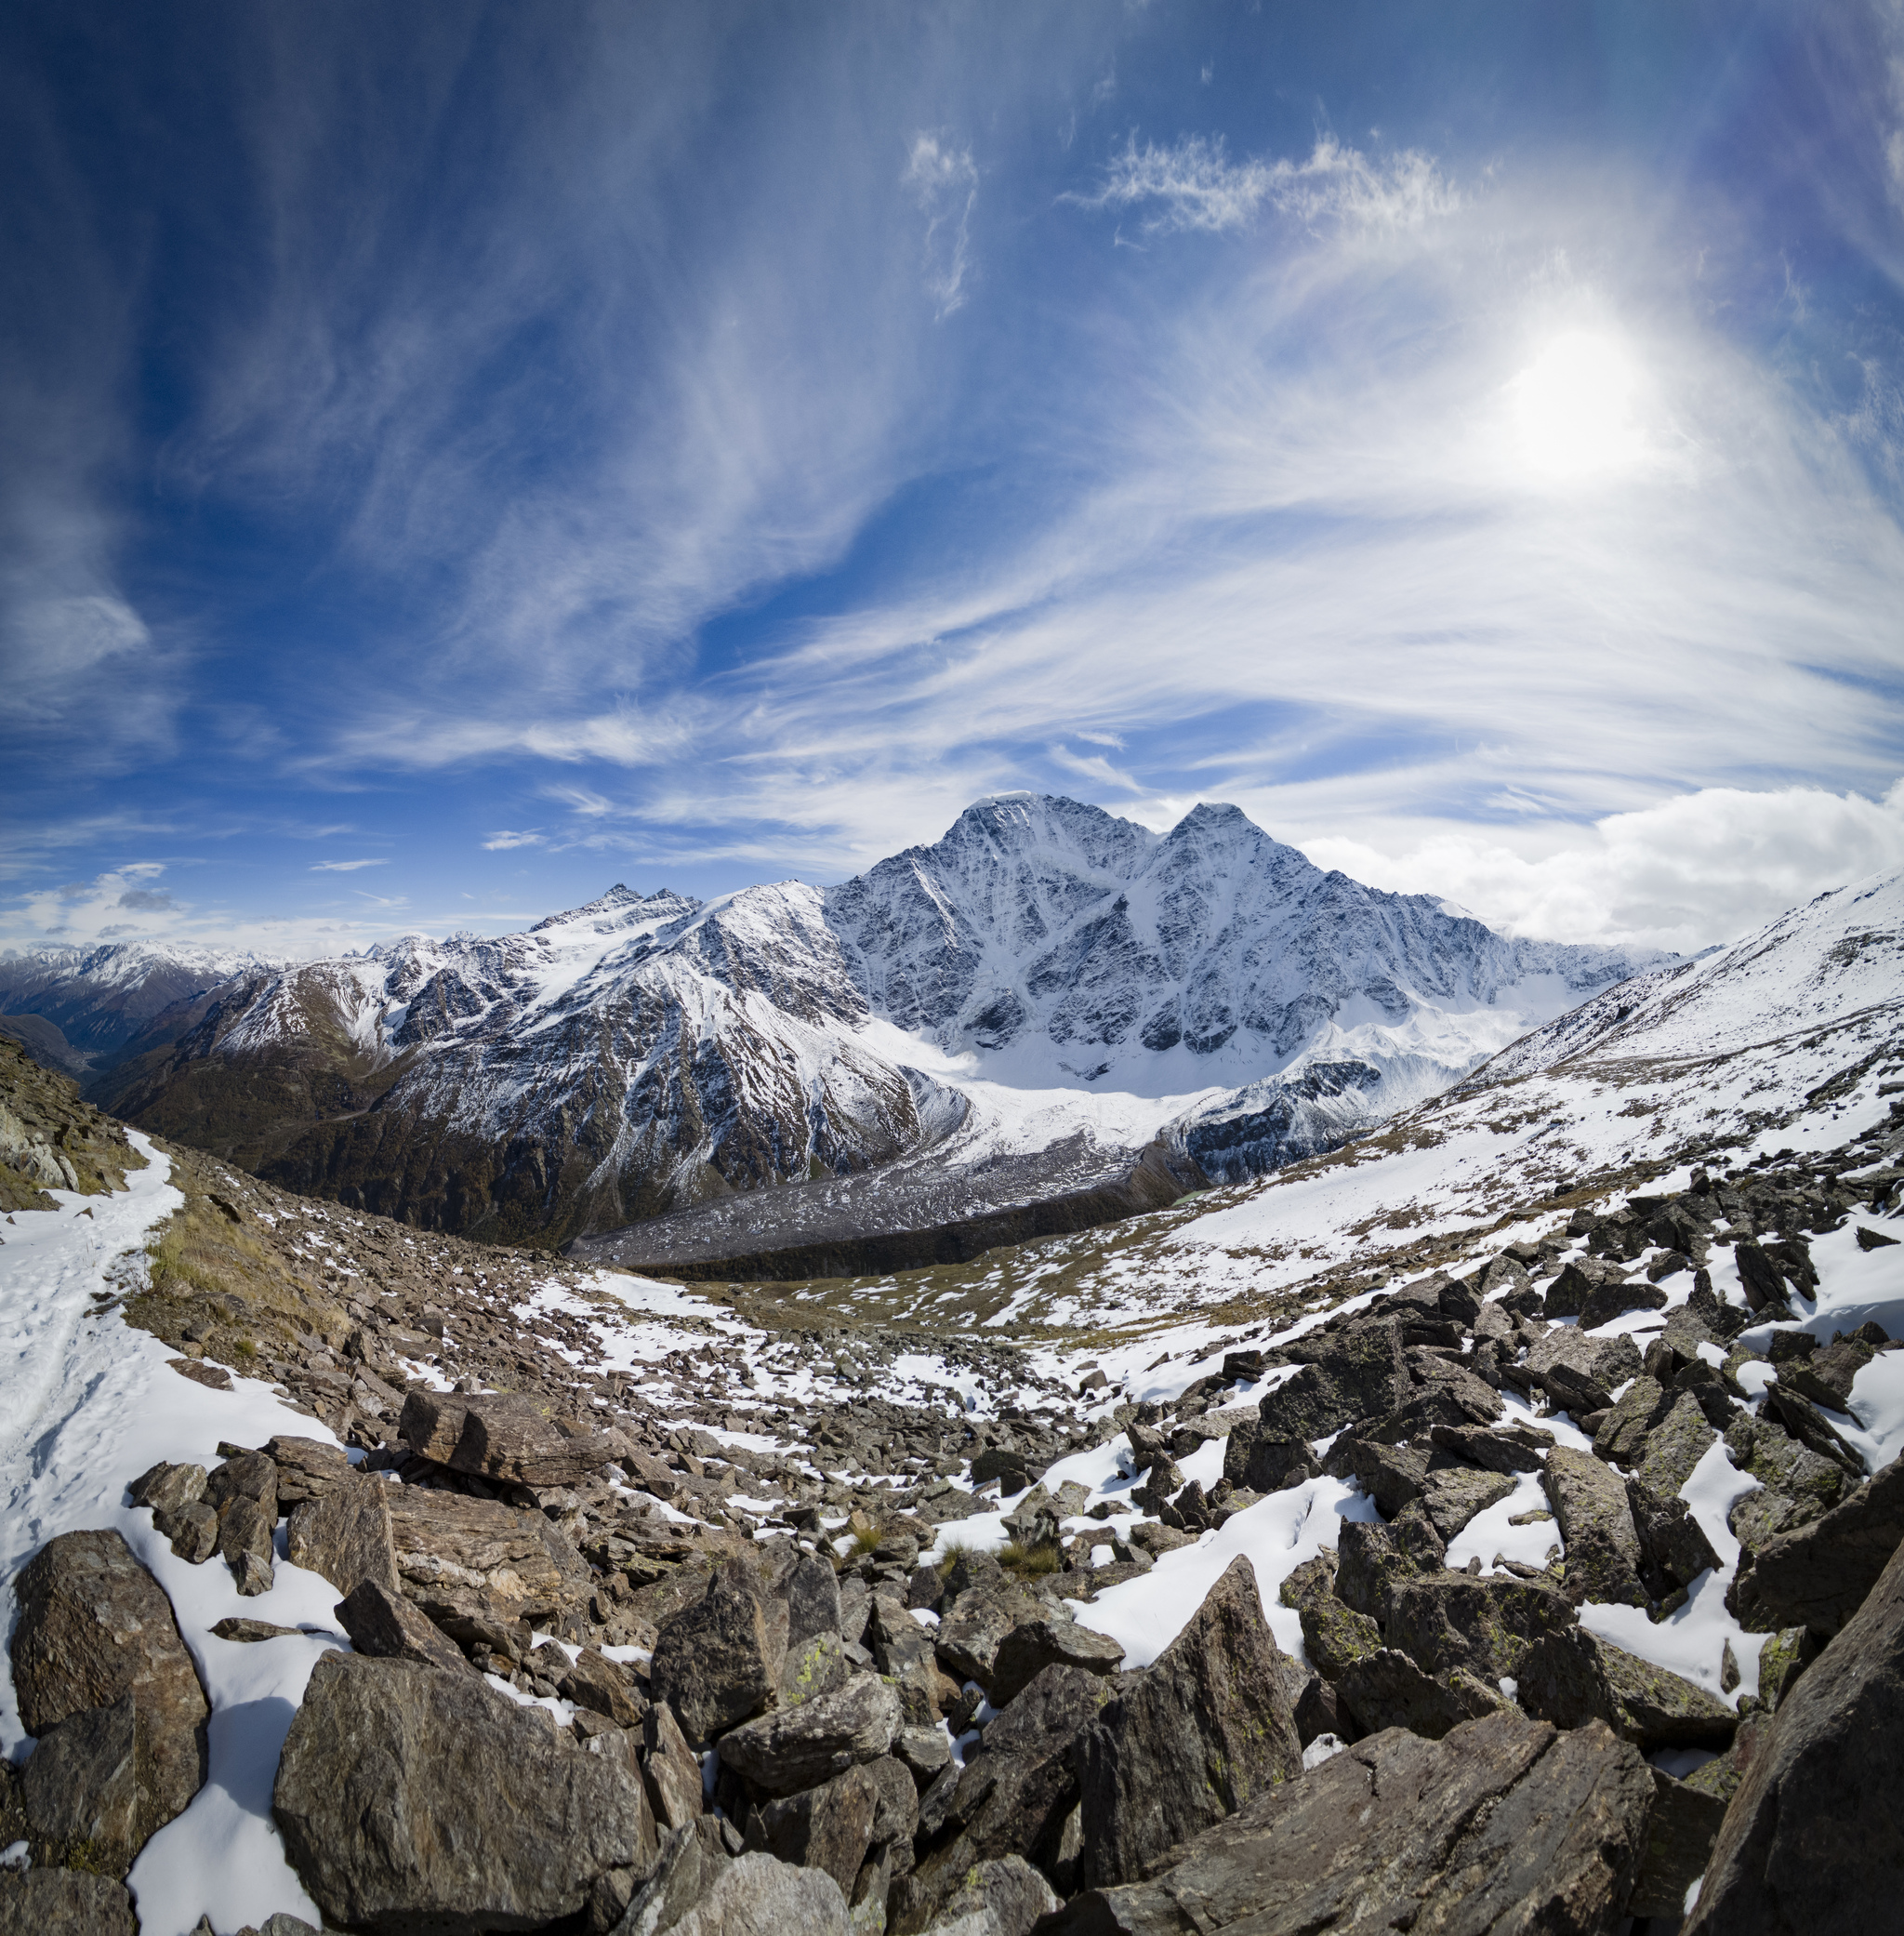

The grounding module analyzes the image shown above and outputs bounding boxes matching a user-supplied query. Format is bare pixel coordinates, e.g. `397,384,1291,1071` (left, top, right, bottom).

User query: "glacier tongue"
36,796,1673,1250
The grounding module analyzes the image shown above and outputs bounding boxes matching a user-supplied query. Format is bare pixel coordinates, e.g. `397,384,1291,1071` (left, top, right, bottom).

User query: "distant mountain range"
0,795,1669,1255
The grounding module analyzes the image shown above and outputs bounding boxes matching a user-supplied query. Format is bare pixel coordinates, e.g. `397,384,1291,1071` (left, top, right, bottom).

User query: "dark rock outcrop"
1072,1557,1302,1888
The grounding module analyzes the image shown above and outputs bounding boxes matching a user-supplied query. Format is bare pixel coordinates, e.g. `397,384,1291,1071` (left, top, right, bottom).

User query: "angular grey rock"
262,1434,355,1505
935,1578,1040,1693
1517,1626,1738,1750
919,1664,1111,1881
0,1869,138,1935
155,1496,219,1563
781,1551,844,1651
652,1558,781,1743
1332,1649,1510,1741
1628,1767,1727,1923
205,1448,279,1521
1593,1375,1667,1465
9,1530,209,1840
744,1761,879,1899
1040,1712,1652,1936
1074,1556,1302,1889
1685,1516,1904,1933
716,1673,900,1796
1526,1328,1642,1416
1333,1513,1445,1623
561,1645,648,1729
398,1388,621,1489
1221,1419,1312,1494
1417,1465,1516,1542
1627,1478,1723,1598
1295,1594,1382,1682
1383,1573,1576,1684
1633,1390,1718,1498
662,1850,850,1936
1733,1452,1904,1637
644,1701,707,1831
1579,1277,1668,1330
334,1577,473,1675
1543,1447,1647,1606
384,1482,587,1612
273,1651,645,1934
127,1460,206,1517
613,1822,729,1936
989,1618,1126,1707
1256,1324,1409,1442
912,1855,1060,1936
284,1473,402,1598
20,1691,140,1873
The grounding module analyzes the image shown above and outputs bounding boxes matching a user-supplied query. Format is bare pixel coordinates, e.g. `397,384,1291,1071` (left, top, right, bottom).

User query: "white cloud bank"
1298,780,1904,953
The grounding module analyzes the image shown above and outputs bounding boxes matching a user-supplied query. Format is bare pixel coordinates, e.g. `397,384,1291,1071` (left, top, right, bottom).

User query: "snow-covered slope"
68,799,1666,1246
0,941,291,1070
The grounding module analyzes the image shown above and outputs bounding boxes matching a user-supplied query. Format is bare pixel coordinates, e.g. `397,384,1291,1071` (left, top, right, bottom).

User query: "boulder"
1633,1391,1718,1499
397,1388,620,1489
1593,1376,1667,1465
910,1854,1059,1936
272,1651,645,1934
1628,1767,1728,1924
1542,1448,1647,1606
384,1482,588,1612
0,1870,137,1935
780,1551,843,1651
1040,1712,1653,1936
744,1762,879,1899
716,1674,900,1796
1332,1650,1510,1741
918,1664,1112,1881
1731,1453,1904,1638
205,1449,279,1520
1296,1596,1382,1682
156,1498,218,1563
1578,1278,1668,1330
1073,1557,1302,1888
333,1577,473,1675
665,1849,850,1936
561,1645,648,1729
1333,1513,1445,1623
1778,1335,1876,1411
1417,1465,1516,1543
644,1701,708,1831
262,1434,355,1505
1685,1517,1904,1932
1382,1574,1577,1683
988,1619,1125,1707
19,1691,142,1874
8,1530,209,1841
284,1474,402,1598
651,1558,783,1743
1517,1627,1738,1750
935,1578,1040,1693
1627,1479,1722,1598
127,1460,206,1518
1256,1324,1410,1441
1525,1328,1642,1417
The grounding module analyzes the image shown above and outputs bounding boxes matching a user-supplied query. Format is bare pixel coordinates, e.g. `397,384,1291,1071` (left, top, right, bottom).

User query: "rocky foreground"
2,1041,1904,1932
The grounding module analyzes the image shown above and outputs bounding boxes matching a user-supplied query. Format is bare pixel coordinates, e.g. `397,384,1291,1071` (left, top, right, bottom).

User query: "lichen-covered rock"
652,1558,784,1743
1334,1513,1445,1623
9,1530,209,1846
716,1674,900,1796
743,1761,880,1899
1040,1712,1652,1936
1417,1465,1517,1542
1517,1626,1738,1750
333,1577,473,1675
0,1868,138,1935
1382,1573,1577,1684
284,1473,402,1599
1073,1556,1302,1889
272,1651,644,1934
1686,1516,1904,1932
1542,1448,1647,1606
1633,1391,1718,1498
1297,1595,1382,1681
989,1618,1125,1707
1332,1649,1511,1741
1255,1322,1410,1442
1730,1453,1904,1638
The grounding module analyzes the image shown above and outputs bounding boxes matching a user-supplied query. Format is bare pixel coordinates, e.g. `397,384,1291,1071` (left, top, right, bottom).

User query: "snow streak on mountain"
2,798,1670,1250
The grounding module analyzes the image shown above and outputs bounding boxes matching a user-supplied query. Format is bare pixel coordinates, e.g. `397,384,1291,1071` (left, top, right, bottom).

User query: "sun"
1508,330,1646,482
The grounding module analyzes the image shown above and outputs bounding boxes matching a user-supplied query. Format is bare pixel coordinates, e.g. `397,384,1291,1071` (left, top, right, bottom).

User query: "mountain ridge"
5,797,1670,1251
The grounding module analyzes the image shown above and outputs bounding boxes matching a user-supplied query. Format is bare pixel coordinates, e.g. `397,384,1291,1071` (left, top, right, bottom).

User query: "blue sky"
5,0,1904,960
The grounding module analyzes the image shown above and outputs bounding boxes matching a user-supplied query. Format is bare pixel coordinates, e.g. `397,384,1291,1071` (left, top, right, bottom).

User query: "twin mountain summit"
0,794,1668,1270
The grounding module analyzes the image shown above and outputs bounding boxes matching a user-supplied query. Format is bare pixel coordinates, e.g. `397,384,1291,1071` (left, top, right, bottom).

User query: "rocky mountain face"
0,940,288,1079
27,799,1663,1250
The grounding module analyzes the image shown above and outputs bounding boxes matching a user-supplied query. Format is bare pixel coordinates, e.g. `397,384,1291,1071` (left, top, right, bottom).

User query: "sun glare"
1508,330,1646,482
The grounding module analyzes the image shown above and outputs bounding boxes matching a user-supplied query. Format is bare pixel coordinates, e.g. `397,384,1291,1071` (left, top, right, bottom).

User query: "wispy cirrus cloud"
1068,133,1457,236
903,133,979,315
310,857,388,871
481,829,544,850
